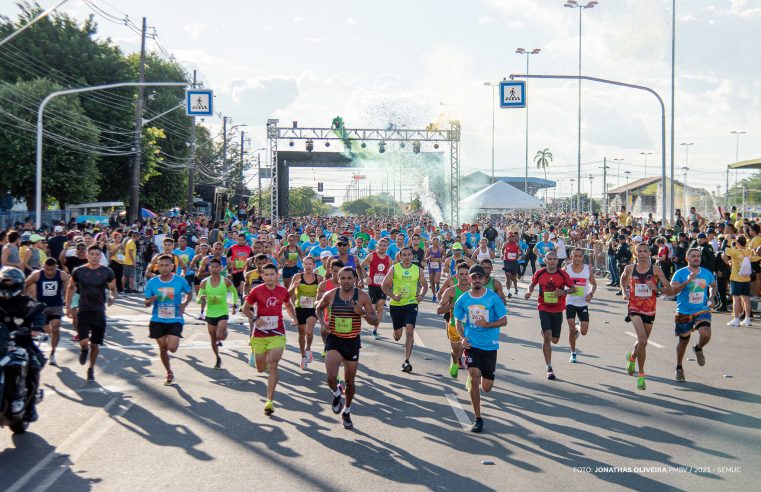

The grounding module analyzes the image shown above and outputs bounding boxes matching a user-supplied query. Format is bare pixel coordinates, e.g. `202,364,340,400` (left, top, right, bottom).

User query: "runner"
227,233,253,296
197,242,228,282
670,248,717,382
381,247,428,372
360,238,391,339
564,248,597,363
145,238,186,279
479,259,507,305
65,245,117,382
198,258,239,369
316,267,378,429
24,258,69,367
316,259,343,357
189,243,210,294
620,242,674,390
242,263,297,415
144,254,193,384
277,233,303,289
425,237,443,302
472,237,494,263
288,256,322,369
437,262,471,378
443,243,473,279
524,250,575,380
173,236,196,290
501,231,521,297
454,264,508,433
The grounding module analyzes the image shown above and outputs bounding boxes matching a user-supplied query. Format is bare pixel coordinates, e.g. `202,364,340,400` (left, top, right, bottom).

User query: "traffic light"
317,182,323,192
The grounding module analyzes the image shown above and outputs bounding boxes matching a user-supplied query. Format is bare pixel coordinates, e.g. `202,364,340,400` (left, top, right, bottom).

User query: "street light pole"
682,165,690,213
564,1,598,212
613,158,625,187
482,82,496,183
680,141,693,212
640,151,653,178
731,130,746,185
624,170,631,209
515,48,541,194
588,173,594,214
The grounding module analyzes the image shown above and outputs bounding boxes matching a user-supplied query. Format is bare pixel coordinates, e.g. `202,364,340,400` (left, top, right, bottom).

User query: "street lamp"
624,170,631,209
515,48,541,193
681,141,693,213
640,151,653,178
483,82,496,183
613,158,625,187
682,165,690,213
730,130,747,186
588,173,594,213
564,0,598,212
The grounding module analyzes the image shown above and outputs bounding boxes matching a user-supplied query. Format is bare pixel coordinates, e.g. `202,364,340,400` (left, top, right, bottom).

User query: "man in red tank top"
620,243,673,391
360,237,391,339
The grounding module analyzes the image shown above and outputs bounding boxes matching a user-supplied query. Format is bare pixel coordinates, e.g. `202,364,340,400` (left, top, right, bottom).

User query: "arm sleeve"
227,283,239,303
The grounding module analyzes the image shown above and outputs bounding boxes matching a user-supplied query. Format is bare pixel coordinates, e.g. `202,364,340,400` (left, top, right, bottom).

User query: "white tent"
459,180,544,210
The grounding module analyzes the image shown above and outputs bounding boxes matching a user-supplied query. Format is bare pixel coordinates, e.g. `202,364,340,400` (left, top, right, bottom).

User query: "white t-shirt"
556,238,567,259
565,263,590,307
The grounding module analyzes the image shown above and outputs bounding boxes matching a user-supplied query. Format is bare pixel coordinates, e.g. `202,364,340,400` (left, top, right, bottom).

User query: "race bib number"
259,316,279,332
543,291,558,303
158,305,175,319
573,279,586,297
468,305,488,323
234,260,245,270
429,261,440,269
688,291,704,304
209,294,223,305
373,273,386,285
335,317,353,334
299,296,315,308
507,252,517,260
634,284,652,298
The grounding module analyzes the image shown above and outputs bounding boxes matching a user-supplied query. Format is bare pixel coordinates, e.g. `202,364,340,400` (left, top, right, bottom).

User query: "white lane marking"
413,330,426,348
44,383,138,399
624,331,664,348
7,397,133,492
445,391,471,430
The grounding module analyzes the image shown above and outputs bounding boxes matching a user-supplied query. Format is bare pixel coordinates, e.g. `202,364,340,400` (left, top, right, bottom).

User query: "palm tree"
534,148,553,202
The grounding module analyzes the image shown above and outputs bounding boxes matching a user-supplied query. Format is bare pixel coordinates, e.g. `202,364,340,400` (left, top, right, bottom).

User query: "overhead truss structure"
266,119,461,225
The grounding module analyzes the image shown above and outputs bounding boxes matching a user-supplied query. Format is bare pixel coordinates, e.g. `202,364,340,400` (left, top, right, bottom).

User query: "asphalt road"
1,266,759,491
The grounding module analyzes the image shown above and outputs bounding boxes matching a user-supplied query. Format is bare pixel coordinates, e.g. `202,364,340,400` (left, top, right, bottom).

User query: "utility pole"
222,116,229,189
239,130,246,193
129,16,147,225
257,153,262,217
187,69,198,214
600,157,609,212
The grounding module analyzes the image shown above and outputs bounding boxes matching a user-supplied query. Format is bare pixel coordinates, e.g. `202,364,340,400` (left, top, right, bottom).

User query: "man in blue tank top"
25,258,70,367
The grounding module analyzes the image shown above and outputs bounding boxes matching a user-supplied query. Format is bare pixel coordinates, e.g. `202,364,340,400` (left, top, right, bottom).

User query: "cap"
697,233,707,239
21,232,31,241
29,234,44,242
633,235,643,243
452,242,463,251
319,251,332,259
468,264,486,277
54,225,64,233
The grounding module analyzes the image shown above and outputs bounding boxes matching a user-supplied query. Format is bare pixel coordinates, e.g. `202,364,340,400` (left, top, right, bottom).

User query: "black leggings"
109,260,124,292
521,252,537,276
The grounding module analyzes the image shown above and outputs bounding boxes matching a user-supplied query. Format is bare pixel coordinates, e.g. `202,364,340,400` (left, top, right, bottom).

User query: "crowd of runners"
0,202,753,432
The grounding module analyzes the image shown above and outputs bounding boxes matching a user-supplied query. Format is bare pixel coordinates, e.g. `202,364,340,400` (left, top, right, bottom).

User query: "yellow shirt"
749,236,761,252
617,212,627,224
123,239,136,266
725,247,761,282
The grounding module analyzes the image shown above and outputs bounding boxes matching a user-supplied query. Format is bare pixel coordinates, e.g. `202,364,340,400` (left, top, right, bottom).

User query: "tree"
0,79,100,209
289,187,331,216
534,148,553,203
341,193,401,216
728,172,761,210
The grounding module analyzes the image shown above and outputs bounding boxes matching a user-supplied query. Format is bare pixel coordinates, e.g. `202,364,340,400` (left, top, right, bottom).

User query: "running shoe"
465,374,472,392
546,369,556,380
214,357,222,370
742,318,752,327
693,345,705,366
727,318,741,327
401,360,412,373
449,362,459,378
637,375,646,390
48,354,57,367
372,328,379,339
337,380,345,394
164,371,174,386
471,417,484,433
300,356,308,370
625,352,635,376
322,349,327,358
79,346,89,365
575,322,581,339
507,292,512,299
675,368,686,382
248,352,256,367
331,393,343,414
514,289,519,295
217,341,223,347
569,353,577,364
264,400,274,415
458,356,466,370
307,350,314,363
342,411,353,430
432,294,437,302
86,367,95,383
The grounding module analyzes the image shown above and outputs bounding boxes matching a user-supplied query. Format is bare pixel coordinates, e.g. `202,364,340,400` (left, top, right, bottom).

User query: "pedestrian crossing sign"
499,81,526,108
186,89,214,116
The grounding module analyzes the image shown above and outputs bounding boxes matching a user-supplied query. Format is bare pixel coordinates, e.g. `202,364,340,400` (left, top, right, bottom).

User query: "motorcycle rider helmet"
0,266,25,300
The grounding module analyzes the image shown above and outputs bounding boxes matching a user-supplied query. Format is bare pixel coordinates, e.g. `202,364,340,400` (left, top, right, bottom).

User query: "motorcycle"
0,301,45,434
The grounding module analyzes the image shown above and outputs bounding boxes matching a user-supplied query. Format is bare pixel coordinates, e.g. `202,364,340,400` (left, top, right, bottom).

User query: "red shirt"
245,284,290,337
532,268,574,313
229,245,252,273
368,252,391,286
503,242,521,262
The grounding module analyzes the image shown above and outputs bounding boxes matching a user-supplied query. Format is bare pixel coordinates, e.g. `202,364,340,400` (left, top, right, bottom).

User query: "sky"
3,0,760,204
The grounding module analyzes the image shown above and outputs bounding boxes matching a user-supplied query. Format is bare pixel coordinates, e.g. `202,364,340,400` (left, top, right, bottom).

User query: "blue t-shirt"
308,245,337,267
535,241,555,266
172,247,195,275
301,241,319,254
466,232,481,248
145,274,192,324
387,243,403,260
351,247,369,262
518,240,528,264
453,290,507,351
673,267,714,315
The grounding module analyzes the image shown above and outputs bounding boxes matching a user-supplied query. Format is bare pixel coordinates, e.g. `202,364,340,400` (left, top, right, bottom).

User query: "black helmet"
0,267,25,300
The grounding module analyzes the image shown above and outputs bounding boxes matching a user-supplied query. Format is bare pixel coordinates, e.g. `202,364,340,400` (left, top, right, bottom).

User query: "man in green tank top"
198,258,239,369
437,263,472,378
382,247,428,373
480,259,507,305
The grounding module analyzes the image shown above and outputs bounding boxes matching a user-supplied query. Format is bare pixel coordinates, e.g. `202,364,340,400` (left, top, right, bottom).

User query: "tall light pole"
640,151,653,178
613,157,624,187
682,165,690,213
515,48,541,193
624,170,631,209
482,82,496,183
731,130,746,186
588,173,594,213
670,0,676,224
680,141,693,213
569,178,575,212
564,0,598,212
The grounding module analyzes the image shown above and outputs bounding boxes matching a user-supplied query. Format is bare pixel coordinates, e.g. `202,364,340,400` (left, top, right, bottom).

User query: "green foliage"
341,193,400,216
558,193,601,213
0,78,100,209
289,187,331,216
728,171,761,208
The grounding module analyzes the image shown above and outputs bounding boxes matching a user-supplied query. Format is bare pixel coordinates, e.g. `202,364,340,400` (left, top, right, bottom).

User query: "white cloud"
346,17,356,25
478,16,494,24
183,22,207,42
293,16,305,23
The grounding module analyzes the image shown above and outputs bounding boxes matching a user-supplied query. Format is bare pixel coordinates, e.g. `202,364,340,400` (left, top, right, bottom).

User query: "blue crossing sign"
186,89,214,116
499,81,526,108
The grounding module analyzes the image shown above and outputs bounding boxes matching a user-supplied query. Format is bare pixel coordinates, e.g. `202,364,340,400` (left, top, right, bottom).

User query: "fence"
0,210,71,229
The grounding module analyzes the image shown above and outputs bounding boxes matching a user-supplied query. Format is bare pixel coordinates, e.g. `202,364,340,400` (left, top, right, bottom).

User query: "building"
607,176,710,215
